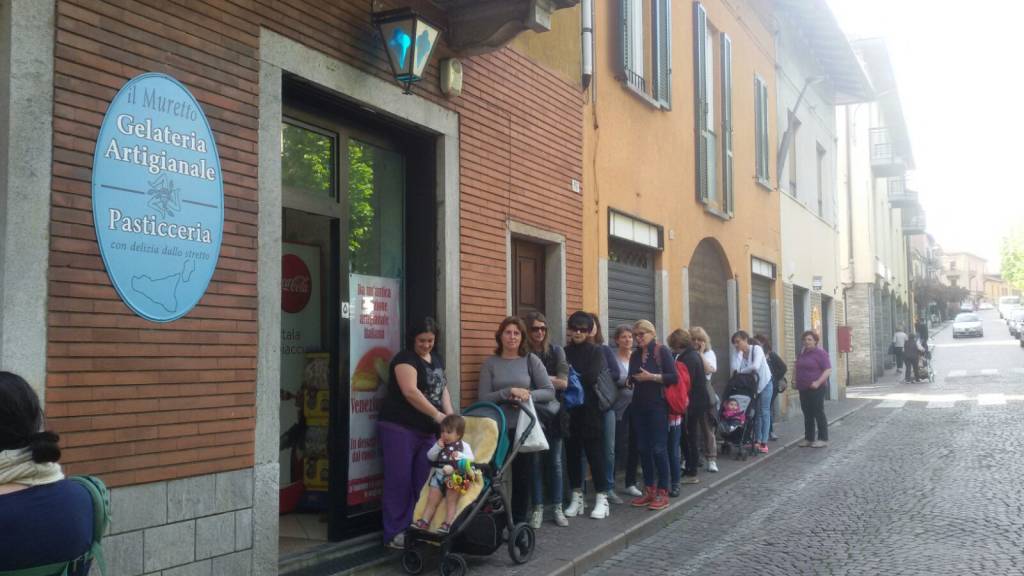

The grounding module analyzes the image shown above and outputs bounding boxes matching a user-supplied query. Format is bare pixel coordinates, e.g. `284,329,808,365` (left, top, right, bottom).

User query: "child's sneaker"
437,522,451,534
411,519,430,530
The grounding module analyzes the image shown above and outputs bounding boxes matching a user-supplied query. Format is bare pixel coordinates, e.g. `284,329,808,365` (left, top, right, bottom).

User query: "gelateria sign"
92,73,223,322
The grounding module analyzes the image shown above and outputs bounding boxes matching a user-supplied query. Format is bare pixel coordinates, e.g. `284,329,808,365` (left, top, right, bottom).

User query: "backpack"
563,366,585,410
0,475,111,576
654,345,691,416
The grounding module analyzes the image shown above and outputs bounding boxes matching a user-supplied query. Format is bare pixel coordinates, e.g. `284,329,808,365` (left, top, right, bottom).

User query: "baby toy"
442,458,482,495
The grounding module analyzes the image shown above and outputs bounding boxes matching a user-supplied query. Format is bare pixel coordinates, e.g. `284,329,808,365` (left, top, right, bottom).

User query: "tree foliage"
915,279,968,321
1001,231,1024,290
348,142,376,272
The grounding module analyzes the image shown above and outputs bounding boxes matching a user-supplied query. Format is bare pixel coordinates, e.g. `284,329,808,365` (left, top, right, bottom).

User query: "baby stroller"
917,350,935,383
717,373,758,461
402,401,536,576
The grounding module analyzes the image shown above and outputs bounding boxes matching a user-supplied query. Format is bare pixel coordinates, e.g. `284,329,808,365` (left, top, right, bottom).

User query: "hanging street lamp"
372,8,442,94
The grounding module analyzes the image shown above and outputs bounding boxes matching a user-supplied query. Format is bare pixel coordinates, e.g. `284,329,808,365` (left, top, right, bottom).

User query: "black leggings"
799,386,828,442
510,449,534,522
566,435,608,493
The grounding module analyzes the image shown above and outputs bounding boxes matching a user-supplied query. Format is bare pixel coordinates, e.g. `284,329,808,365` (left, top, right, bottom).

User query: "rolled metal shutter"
608,241,656,331
751,275,772,343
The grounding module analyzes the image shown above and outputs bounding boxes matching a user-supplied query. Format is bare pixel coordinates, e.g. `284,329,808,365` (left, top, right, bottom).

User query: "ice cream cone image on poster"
352,346,392,391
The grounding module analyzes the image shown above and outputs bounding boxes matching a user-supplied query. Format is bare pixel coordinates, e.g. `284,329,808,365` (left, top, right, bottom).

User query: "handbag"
527,352,561,425
594,365,617,412
515,396,549,453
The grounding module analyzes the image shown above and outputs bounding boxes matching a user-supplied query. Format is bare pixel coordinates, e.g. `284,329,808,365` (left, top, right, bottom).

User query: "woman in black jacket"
754,334,787,441
562,311,612,520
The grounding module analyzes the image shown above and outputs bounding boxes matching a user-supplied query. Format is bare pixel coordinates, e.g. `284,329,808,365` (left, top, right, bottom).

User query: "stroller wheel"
401,550,424,575
439,553,467,576
507,523,536,564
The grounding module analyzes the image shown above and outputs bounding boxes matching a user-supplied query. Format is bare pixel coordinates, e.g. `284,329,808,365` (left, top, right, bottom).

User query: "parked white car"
998,295,1021,319
1008,310,1024,338
952,313,984,338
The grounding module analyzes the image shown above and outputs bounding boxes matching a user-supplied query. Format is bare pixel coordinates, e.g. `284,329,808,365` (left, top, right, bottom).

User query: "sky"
827,0,1024,273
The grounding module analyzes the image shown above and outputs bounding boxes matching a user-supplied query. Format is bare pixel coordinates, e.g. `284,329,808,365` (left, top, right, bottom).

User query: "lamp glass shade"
376,12,440,85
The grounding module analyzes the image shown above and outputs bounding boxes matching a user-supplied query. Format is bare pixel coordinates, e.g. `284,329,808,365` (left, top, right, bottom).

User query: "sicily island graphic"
92,73,224,323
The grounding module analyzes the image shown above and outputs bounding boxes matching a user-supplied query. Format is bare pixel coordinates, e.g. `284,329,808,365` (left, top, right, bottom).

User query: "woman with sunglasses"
627,319,678,511
562,311,612,520
524,312,570,528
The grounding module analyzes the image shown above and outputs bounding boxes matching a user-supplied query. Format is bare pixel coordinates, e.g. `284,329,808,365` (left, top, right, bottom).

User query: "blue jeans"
633,401,670,490
531,435,564,505
756,386,773,443
667,423,682,486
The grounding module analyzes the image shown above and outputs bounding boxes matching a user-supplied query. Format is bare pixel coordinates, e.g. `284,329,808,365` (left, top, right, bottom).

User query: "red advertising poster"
347,274,400,508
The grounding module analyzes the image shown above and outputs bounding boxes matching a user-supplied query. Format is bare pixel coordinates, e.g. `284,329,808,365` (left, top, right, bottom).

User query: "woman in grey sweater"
478,316,555,523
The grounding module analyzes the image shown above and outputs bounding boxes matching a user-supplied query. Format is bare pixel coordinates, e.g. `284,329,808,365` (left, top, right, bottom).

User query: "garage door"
608,240,656,331
751,275,773,344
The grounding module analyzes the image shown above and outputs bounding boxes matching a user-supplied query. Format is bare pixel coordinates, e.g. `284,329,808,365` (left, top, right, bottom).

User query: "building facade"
582,0,780,394
837,38,920,384
774,0,871,400
0,1,584,574
942,251,988,301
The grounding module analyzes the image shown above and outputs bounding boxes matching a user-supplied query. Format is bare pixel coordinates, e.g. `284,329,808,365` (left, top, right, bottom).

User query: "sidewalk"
331,395,871,576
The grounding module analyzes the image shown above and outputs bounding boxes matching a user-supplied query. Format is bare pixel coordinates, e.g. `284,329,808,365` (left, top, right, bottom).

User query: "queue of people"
378,313,835,550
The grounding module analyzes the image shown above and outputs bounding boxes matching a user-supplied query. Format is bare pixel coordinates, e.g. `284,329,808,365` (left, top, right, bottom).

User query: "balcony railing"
887,177,918,207
870,127,907,177
902,209,926,235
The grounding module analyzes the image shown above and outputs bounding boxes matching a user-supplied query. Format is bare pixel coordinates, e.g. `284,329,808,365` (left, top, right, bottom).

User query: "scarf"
0,448,65,486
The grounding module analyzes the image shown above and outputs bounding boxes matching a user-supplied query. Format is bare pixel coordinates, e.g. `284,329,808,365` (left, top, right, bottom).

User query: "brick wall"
845,283,874,385
453,50,584,408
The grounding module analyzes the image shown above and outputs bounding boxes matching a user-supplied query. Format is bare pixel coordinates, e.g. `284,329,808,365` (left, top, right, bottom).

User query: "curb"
547,399,873,576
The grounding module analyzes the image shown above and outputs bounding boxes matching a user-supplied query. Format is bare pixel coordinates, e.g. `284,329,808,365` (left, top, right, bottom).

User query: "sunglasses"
530,326,547,333
570,327,590,334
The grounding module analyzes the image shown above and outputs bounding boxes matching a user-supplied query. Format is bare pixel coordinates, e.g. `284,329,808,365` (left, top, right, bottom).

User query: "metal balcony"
887,178,918,207
902,209,926,235
870,127,907,177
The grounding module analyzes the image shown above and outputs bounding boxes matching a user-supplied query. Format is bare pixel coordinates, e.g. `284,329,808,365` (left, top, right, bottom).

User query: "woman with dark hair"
732,330,773,454
479,316,555,524
669,329,708,492
0,372,95,574
587,314,623,505
378,317,455,549
524,311,570,528
753,334,787,442
627,319,678,511
795,330,831,448
562,311,612,520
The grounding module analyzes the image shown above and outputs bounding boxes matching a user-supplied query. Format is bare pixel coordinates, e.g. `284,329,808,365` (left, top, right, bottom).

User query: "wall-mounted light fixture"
372,8,442,94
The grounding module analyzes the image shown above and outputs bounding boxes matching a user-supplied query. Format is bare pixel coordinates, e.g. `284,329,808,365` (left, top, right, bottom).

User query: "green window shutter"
721,32,733,215
654,0,672,108
760,80,770,183
755,75,768,182
754,76,763,181
693,1,708,204
621,0,634,78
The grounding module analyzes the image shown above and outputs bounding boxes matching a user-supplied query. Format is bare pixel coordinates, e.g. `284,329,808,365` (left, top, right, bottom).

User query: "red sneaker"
648,489,669,511
630,486,655,507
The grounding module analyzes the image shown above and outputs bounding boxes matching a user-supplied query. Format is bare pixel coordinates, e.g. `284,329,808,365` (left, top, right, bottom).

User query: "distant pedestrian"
731,331,773,454
0,372,99,575
915,319,929,352
753,334,787,442
892,327,908,374
794,331,832,448
903,333,925,383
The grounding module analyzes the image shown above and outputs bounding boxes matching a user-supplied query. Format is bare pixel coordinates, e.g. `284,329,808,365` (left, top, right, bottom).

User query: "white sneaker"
707,460,719,473
528,505,543,529
563,490,586,517
553,505,569,527
589,493,610,519
624,485,643,497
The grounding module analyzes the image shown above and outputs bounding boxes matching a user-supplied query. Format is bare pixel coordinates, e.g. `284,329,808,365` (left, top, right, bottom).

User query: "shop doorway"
277,83,437,554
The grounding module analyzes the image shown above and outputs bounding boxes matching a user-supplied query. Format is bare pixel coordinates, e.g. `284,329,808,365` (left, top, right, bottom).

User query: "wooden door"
512,239,546,318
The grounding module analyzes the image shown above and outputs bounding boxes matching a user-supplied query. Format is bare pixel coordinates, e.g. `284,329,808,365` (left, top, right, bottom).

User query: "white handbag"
515,396,549,453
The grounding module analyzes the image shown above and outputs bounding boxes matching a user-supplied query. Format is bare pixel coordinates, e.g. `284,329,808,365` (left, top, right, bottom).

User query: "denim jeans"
667,423,682,486
633,401,669,489
619,405,641,488
756,385,773,443
531,435,564,506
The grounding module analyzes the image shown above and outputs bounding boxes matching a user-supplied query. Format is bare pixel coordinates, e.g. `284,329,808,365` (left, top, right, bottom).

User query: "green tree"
347,142,376,272
1001,231,1024,290
281,124,333,196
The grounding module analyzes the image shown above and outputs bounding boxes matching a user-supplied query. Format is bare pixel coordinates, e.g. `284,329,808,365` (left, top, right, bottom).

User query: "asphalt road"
585,310,1024,575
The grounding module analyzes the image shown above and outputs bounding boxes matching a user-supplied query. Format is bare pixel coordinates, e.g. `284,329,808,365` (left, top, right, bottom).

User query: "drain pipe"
581,0,593,90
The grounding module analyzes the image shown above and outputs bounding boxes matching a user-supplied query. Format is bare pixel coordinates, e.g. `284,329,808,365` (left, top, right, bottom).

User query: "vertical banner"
348,274,401,508
280,243,321,486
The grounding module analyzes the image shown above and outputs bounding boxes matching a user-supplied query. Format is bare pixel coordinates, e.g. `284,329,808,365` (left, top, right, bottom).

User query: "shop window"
347,140,404,278
282,122,336,200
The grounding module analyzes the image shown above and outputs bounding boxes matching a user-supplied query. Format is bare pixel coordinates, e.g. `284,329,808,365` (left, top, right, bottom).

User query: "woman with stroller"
563,311,613,520
627,319,678,511
795,330,831,448
478,316,556,525
379,317,455,549
524,312,570,528
731,331,773,454
903,332,925,383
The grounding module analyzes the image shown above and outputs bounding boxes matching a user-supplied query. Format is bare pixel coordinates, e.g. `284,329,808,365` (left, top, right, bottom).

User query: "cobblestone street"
587,312,1024,575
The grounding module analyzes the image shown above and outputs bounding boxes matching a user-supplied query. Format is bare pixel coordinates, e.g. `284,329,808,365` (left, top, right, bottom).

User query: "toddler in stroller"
412,415,479,534
717,373,758,460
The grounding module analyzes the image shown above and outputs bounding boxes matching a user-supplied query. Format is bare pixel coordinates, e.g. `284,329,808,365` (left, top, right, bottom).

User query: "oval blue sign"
92,73,224,323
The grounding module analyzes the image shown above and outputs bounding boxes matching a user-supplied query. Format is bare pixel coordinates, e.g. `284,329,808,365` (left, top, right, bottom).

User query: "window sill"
755,177,773,192
622,79,667,110
702,204,732,221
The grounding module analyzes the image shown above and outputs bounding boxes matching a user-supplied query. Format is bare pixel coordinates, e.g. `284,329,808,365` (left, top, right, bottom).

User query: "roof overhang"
775,0,873,104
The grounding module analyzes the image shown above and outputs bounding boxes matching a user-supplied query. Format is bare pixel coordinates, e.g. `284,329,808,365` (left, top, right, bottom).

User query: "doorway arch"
688,238,732,392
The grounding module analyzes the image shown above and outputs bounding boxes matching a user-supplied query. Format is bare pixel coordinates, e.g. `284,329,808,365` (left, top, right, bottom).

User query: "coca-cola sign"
281,253,312,313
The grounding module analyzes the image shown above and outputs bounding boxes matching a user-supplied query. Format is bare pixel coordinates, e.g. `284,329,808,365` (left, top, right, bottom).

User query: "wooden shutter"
759,80,770,182
694,2,708,203
754,76,764,181
721,32,733,215
654,0,672,108
621,0,634,78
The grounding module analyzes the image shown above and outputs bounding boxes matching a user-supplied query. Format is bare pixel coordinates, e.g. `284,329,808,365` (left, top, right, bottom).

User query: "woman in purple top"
794,331,832,448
